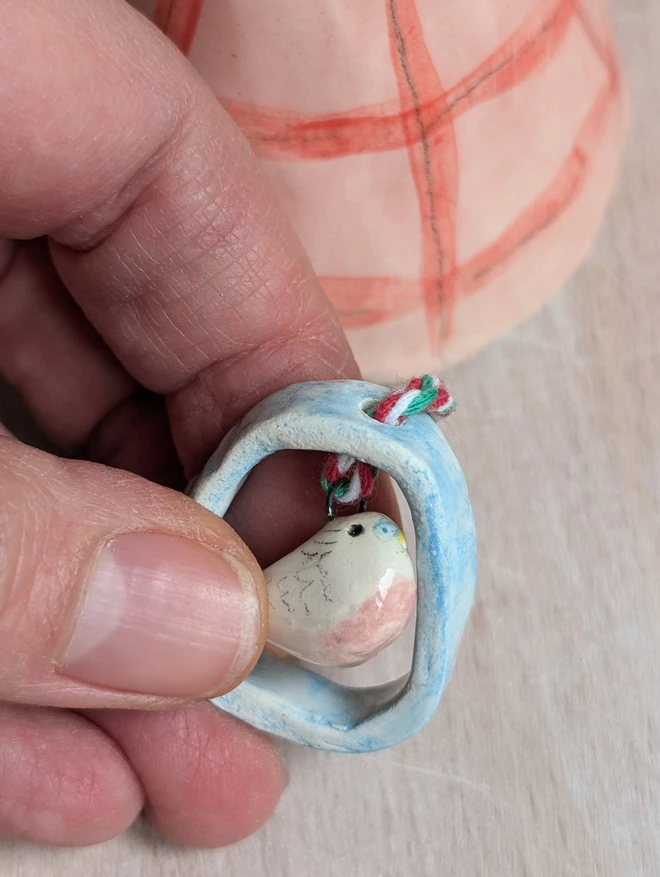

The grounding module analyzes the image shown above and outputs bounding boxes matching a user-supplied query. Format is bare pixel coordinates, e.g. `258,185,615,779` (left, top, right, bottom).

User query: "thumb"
0,434,267,708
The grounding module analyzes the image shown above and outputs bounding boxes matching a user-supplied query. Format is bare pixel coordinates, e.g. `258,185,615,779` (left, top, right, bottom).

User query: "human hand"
0,0,366,847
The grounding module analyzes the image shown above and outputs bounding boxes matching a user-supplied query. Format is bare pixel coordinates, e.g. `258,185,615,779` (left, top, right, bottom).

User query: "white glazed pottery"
265,512,416,667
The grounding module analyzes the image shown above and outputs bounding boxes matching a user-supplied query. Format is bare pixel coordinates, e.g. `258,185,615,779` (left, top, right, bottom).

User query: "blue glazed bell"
189,380,477,753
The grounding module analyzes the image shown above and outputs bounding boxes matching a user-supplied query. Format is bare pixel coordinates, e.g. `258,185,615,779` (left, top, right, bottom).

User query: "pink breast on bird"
319,572,417,667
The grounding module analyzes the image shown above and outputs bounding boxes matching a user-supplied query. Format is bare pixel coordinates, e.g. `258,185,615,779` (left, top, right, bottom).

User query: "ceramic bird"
264,512,416,667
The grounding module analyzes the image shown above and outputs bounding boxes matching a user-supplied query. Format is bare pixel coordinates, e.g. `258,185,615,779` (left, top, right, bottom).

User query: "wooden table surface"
1,1,658,874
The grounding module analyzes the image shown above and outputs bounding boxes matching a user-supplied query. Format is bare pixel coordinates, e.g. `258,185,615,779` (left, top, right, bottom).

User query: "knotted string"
321,375,455,517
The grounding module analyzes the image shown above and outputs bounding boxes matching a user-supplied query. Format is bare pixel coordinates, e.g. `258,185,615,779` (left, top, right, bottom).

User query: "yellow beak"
397,530,407,550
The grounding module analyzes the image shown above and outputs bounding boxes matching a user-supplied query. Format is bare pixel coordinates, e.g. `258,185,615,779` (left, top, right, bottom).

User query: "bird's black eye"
347,523,364,537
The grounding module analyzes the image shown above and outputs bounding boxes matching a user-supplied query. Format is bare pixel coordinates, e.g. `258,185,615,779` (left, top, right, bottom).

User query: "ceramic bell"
190,379,476,752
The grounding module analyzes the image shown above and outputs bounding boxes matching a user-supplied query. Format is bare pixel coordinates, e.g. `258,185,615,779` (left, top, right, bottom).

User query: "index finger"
0,0,394,561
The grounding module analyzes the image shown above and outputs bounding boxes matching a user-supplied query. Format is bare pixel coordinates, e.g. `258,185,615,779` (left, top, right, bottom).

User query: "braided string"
321,375,455,514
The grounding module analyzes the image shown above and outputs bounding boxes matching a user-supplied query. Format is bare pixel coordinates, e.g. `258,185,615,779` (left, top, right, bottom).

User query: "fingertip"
0,705,144,847
150,719,286,848
88,703,286,848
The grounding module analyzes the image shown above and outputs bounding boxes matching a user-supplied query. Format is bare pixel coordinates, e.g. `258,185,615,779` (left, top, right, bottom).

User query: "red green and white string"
322,375,455,513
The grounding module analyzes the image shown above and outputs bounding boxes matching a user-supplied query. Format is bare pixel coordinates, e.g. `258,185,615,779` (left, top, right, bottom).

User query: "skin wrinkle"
0,708,142,838
209,269,305,351
150,191,240,274
0,456,27,643
0,453,65,646
70,204,293,397
1,86,182,241
0,431,268,707
115,150,284,323
152,241,331,399
114,704,282,841
118,229,158,290
175,313,349,426
0,456,100,683
48,89,195,252
141,123,255,265
155,217,291,333
0,2,292,843
168,344,345,478
173,708,232,783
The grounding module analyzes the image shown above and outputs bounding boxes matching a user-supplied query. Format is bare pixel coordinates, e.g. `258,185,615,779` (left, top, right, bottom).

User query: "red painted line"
457,75,619,292
430,0,575,129
154,0,204,55
386,0,458,346
571,0,619,76
321,72,618,331
316,1,617,336
152,0,617,347
223,0,574,161
319,276,420,330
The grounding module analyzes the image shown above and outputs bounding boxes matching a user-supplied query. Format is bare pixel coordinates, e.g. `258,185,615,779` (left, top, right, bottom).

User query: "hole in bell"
358,397,382,418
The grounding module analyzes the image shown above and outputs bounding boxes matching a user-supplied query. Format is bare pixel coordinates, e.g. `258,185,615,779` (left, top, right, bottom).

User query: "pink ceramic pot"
132,0,626,381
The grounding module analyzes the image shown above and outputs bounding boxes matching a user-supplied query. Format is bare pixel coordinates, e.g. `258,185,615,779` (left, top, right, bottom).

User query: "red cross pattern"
153,0,621,353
